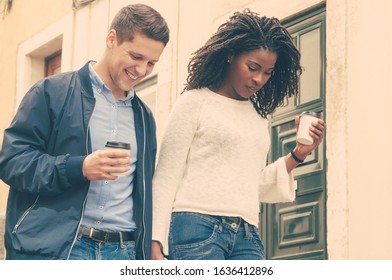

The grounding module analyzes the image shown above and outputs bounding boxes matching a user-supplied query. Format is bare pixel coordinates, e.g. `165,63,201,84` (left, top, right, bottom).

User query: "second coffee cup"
297,111,321,145
105,141,131,176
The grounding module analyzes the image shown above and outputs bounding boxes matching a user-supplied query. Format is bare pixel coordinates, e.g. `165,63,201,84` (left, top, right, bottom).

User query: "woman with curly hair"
152,9,325,260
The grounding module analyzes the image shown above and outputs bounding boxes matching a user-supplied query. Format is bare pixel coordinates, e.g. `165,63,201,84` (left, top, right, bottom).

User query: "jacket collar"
78,61,95,100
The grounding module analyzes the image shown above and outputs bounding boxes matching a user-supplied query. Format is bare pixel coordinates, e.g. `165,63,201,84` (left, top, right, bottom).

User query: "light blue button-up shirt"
82,62,137,232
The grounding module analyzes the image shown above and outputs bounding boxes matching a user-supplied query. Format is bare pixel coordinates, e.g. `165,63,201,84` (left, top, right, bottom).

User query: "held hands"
82,149,131,181
293,115,326,161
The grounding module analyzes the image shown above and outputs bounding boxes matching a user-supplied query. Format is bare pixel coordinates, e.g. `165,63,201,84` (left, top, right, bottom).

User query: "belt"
80,227,135,243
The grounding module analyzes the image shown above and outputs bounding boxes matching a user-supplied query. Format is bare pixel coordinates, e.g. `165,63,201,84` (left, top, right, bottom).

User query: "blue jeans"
68,231,136,260
168,212,264,260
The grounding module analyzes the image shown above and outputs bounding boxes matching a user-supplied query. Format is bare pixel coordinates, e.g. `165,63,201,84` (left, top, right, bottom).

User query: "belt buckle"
88,227,94,239
119,232,126,248
88,228,106,243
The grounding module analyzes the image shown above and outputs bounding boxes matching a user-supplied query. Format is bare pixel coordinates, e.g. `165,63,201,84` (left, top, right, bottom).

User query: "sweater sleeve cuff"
259,157,296,203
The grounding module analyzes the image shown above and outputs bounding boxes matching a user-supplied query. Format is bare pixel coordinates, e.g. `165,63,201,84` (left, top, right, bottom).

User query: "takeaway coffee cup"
297,112,321,145
105,141,131,176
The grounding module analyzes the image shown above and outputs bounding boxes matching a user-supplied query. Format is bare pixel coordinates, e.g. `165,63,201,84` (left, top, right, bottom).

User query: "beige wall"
345,0,392,259
325,0,392,260
1,0,392,259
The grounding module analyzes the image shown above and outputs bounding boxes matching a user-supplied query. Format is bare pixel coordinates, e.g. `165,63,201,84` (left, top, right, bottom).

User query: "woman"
152,9,325,260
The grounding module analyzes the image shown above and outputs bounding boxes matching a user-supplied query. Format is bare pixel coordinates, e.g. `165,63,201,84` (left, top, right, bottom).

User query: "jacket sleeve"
259,156,296,203
0,82,86,196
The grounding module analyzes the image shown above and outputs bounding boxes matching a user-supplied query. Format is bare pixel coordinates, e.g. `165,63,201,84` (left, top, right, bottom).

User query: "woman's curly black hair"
184,9,302,118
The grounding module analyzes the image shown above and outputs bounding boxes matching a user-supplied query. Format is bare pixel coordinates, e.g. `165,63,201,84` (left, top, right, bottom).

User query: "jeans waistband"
172,212,255,238
173,212,250,229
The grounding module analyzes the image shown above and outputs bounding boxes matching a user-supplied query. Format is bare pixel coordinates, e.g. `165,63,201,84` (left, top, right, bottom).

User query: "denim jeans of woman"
168,212,264,260
68,231,136,260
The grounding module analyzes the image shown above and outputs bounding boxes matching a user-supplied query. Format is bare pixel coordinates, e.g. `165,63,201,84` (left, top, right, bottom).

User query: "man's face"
105,30,165,97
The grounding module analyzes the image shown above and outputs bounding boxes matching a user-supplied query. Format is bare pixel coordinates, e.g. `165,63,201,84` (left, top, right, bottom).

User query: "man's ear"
106,29,117,48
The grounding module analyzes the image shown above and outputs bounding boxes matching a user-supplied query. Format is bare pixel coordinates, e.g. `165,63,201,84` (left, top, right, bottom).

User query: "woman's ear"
227,51,234,64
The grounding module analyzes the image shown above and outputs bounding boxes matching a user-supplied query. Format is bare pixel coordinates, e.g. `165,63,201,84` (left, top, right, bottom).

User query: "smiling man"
0,4,169,260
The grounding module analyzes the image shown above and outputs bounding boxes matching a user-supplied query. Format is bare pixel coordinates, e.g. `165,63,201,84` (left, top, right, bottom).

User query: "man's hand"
82,149,131,181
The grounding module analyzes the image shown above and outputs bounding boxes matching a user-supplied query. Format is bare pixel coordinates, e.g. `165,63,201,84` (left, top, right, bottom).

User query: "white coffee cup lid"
300,111,320,118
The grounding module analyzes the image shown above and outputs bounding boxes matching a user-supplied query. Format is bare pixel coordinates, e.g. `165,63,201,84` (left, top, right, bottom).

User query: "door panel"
298,26,322,104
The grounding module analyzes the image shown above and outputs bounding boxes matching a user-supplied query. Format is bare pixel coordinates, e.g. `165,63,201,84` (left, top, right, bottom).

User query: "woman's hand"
151,240,166,260
286,115,325,173
293,115,325,159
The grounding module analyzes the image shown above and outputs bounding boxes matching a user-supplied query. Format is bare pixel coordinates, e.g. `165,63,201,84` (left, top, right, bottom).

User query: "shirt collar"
88,61,135,102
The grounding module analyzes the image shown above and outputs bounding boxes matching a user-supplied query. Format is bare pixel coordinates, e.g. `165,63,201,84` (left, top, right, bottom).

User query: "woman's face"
218,48,277,101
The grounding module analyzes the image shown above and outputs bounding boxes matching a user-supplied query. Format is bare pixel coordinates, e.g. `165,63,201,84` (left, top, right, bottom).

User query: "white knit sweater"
152,88,295,252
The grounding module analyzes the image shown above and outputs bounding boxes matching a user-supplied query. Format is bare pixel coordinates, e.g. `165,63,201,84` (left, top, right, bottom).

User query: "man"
0,4,169,260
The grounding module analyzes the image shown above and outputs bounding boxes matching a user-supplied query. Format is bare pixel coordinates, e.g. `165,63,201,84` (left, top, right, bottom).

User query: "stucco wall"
326,0,392,259
325,0,350,260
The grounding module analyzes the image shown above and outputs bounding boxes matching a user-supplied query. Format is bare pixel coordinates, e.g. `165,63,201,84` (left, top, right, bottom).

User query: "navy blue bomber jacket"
0,62,156,259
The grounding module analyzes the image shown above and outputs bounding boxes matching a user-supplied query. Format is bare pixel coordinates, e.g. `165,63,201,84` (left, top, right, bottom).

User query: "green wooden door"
260,5,327,260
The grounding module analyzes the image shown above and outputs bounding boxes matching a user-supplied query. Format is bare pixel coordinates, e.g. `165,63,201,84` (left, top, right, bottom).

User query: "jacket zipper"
140,106,147,260
67,198,87,259
12,196,39,234
66,104,95,259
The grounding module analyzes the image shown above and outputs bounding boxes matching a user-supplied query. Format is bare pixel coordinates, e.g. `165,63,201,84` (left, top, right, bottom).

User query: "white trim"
15,13,73,111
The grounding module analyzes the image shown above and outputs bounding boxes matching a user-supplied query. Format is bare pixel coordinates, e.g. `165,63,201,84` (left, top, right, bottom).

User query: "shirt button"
104,181,108,184
112,105,116,109
96,221,101,225
231,223,237,229
99,206,103,209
